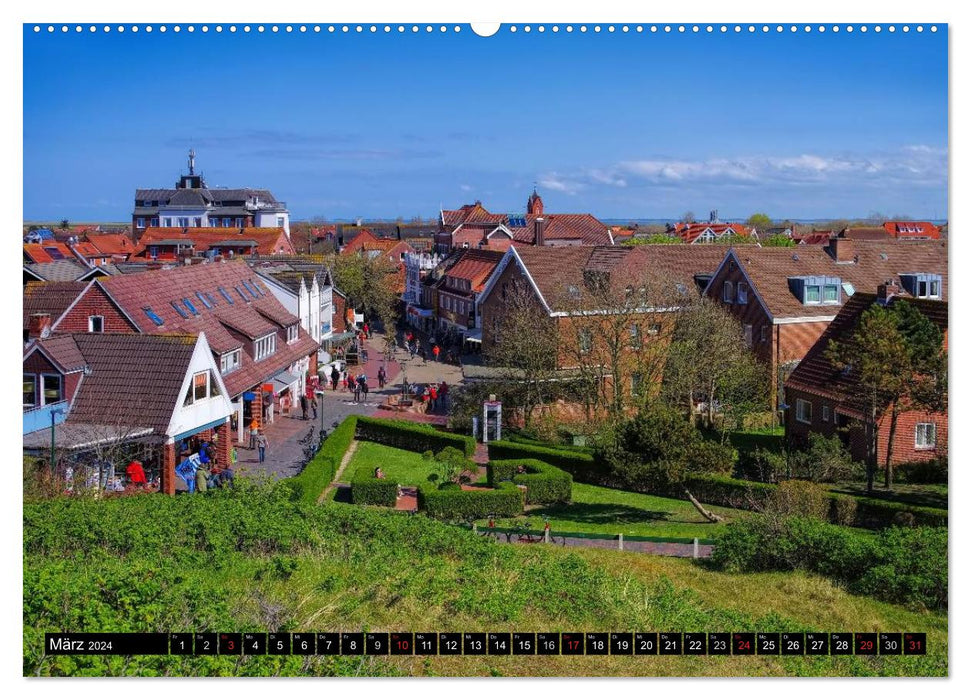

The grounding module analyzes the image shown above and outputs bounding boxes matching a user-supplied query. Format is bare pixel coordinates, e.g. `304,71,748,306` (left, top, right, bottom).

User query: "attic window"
234,286,249,303
218,286,234,305
196,292,213,309
143,307,164,326
182,297,200,315
842,282,856,297
243,280,262,297
170,301,189,319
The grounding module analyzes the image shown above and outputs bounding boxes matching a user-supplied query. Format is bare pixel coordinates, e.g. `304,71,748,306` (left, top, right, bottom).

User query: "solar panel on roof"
43,247,65,260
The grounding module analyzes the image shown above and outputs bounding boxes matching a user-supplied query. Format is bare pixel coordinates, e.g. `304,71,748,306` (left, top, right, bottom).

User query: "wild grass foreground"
23,479,947,677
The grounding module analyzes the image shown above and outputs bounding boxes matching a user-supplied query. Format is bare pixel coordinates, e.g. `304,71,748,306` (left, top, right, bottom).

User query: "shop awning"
328,331,357,343
464,329,482,343
408,305,434,318
272,370,299,394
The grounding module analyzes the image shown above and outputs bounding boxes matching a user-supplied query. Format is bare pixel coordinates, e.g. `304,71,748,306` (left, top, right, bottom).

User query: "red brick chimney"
829,236,856,262
877,280,900,304
27,313,51,340
534,217,547,246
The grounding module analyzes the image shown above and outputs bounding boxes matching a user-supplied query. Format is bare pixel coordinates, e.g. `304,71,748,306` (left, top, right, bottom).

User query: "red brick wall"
57,285,138,333
876,409,947,466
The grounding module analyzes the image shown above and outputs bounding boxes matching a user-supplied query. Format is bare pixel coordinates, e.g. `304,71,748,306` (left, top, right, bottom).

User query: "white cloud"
459,184,473,192
538,173,584,195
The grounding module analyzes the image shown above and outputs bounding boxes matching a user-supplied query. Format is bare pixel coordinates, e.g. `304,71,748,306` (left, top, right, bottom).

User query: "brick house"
478,244,726,402
703,238,947,409
130,226,294,261
23,333,235,495
435,189,613,254
46,260,319,445
431,248,505,340
882,221,941,240
784,292,947,469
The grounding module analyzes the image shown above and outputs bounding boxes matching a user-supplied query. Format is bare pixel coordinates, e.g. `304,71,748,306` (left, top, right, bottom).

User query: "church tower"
527,187,544,215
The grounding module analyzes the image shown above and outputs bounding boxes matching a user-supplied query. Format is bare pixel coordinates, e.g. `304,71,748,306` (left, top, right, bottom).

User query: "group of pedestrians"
403,330,457,365
405,380,449,413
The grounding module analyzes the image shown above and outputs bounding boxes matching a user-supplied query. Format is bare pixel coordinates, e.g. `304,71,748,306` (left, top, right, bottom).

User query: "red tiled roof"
882,221,941,239
96,260,318,397
23,242,76,264
27,334,86,372
23,281,89,329
673,222,753,244
785,294,948,417
442,202,505,228
85,233,137,256
443,249,504,292
443,200,611,246
725,240,947,320
132,227,294,259
839,227,890,241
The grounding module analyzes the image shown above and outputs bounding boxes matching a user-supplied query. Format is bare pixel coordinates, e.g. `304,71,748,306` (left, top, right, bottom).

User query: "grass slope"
23,480,946,677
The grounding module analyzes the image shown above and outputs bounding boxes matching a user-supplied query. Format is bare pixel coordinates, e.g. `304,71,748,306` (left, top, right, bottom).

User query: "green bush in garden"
486,458,573,505
290,416,358,505
417,480,524,519
355,416,475,456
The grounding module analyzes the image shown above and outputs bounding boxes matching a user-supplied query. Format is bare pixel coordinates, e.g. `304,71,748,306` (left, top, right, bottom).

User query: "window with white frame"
736,282,748,304
254,333,276,361
23,374,36,407
760,325,768,343
183,370,222,406
163,217,172,227
915,423,937,449
150,217,159,227
822,405,831,422
88,315,104,333
722,280,735,303
220,349,241,374
287,324,298,343
804,285,821,304
578,328,593,354
277,216,285,228
743,324,753,348
136,217,145,228
177,217,189,228
630,372,643,397
795,398,812,424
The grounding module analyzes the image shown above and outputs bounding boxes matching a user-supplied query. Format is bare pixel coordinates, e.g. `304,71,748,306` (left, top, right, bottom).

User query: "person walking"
300,393,309,420
361,380,369,403
331,365,340,391
439,381,449,411
429,384,438,412
432,344,440,362
249,418,259,449
377,365,386,389
257,432,268,463
363,322,370,339
353,375,362,402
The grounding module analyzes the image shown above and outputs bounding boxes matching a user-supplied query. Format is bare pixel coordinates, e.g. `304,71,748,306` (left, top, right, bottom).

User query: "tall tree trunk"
866,399,877,494
884,400,900,490
684,489,723,523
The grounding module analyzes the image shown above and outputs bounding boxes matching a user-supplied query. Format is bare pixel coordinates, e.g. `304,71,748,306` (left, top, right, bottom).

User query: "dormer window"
789,276,842,305
900,273,943,299
220,349,241,374
254,333,276,361
287,324,299,343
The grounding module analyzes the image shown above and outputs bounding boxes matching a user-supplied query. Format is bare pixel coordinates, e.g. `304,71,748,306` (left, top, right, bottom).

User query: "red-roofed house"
882,221,941,240
671,221,755,244
431,248,505,338
130,227,294,261
435,189,613,253
784,292,947,470
59,260,319,446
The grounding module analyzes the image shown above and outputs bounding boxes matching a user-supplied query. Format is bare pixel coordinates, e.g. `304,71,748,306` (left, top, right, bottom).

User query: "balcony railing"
23,400,68,435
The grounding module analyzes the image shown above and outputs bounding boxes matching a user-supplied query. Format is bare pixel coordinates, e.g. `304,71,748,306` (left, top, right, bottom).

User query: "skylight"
143,307,164,326
235,286,249,302
196,292,213,309
243,280,262,297
170,301,189,319
182,298,200,315
217,286,234,305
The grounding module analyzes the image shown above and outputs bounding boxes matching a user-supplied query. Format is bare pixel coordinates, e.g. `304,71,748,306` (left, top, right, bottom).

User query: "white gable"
165,333,234,441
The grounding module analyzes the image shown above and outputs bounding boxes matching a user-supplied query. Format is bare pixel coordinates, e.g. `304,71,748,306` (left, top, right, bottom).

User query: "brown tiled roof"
442,249,504,291
727,240,947,320
96,260,318,396
507,213,613,245
23,281,89,329
840,227,890,241
29,334,86,372
785,294,948,417
513,245,726,312
64,333,199,434
442,202,505,228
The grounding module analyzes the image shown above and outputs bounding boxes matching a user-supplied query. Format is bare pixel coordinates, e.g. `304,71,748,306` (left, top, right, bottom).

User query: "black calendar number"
781,633,804,656
341,633,364,655
878,633,901,655
488,633,511,655
268,633,290,655
316,633,339,655
194,633,217,655
293,633,316,655
390,633,413,655
708,633,731,656
683,633,706,655
170,633,193,655
610,633,633,655
904,633,926,656
757,633,780,655
537,633,560,655
244,633,266,655
463,633,486,655
830,633,853,656
439,633,462,655
513,633,536,655
634,633,658,655
365,633,388,656
855,633,878,655
414,633,437,655
659,632,682,655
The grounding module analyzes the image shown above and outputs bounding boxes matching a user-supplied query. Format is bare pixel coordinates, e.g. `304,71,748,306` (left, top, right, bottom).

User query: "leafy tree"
328,252,400,329
625,234,681,246
746,212,773,229
826,300,946,491
760,234,795,247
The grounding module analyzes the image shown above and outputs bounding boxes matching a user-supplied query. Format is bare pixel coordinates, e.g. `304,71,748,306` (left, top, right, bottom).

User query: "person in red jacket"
432,344,440,362
125,460,147,490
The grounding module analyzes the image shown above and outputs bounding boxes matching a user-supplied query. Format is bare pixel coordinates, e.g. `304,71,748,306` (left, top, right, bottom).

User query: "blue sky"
23,24,947,221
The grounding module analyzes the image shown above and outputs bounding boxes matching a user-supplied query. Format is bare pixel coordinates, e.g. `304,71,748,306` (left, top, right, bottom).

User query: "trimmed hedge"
289,415,358,505
852,496,947,528
506,432,596,455
487,458,573,505
355,416,475,457
487,440,603,482
350,472,399,507
418,481,524,520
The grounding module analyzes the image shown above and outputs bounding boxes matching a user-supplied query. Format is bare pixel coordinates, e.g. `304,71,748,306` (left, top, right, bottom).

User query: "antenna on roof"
188,148,196,175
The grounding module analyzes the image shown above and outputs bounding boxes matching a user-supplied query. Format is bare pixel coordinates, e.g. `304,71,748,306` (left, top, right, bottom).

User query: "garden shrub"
686,440,737,476
355,416,475,456
766,480,830,520
486,458,572,505
487,440,602,482
711,515,947,610
417,481,524,519
852,497,947,529
896,458,948,485
734,446,786,483
289,415,358,505
829,494,858,527
350,471,399,507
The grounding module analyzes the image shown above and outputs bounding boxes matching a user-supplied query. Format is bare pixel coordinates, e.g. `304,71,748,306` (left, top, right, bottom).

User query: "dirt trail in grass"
320,439,360,503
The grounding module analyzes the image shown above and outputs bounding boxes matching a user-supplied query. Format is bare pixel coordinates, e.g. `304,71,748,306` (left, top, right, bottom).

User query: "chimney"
27,313,51,340
829,236,855,263
877,280,900,304
534,216,547,246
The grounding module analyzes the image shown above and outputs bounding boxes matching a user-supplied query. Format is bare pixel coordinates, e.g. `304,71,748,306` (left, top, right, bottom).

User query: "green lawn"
346,440,451,486
829,482,948,510
476,482,748,540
